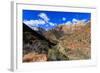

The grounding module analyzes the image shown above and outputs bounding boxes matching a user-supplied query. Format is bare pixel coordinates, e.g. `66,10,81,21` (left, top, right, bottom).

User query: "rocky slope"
23,21,91,62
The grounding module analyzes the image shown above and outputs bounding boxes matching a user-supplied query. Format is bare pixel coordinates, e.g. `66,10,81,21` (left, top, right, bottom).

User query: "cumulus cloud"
49,22,55,26
38,13,50,22
62,17,66,21
24,13,58,30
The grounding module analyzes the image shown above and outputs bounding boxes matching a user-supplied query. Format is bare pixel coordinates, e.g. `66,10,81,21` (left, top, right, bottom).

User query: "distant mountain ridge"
23,19,90,31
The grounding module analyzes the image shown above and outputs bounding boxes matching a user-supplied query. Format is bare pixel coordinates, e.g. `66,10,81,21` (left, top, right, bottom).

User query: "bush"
47,46,69,61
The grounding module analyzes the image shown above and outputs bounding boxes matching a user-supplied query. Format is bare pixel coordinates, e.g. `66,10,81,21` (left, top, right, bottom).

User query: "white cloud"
23,19,46,27
38,13,50,22
62,17,66,21
49,22,55,26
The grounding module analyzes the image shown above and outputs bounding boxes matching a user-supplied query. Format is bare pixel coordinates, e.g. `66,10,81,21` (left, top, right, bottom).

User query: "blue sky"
23,10,91,30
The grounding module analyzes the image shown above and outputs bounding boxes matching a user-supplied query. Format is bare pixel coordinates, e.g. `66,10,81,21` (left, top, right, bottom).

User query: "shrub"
47,46,69,61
